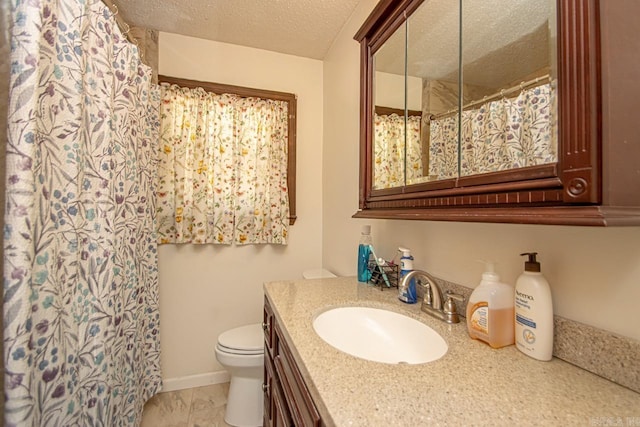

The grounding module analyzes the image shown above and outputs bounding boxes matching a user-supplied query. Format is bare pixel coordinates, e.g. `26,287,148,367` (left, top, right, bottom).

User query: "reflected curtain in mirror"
428,80,555,178
373,111,422,189
157,84,290,245
460,82,555,176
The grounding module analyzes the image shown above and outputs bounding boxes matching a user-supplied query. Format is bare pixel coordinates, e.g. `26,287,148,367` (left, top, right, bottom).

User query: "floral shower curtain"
460,83,555,176
428,115,459,180
373,113,422,188
4,0,161,425
157,84,290,245
429,83,555,179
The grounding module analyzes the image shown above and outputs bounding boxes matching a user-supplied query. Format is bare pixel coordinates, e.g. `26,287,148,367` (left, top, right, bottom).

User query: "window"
156,76,296,245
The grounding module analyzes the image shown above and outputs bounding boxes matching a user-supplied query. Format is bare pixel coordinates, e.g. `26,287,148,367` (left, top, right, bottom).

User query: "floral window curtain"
157,84,290,245
4,0,161,425
373,113,422,189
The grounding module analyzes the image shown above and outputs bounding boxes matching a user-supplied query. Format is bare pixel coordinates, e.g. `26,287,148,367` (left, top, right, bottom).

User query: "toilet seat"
217,324,264,355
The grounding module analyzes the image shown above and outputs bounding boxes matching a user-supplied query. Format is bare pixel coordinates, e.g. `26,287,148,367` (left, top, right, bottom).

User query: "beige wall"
322,0,640,341
374,71,422,111
158,33,324,380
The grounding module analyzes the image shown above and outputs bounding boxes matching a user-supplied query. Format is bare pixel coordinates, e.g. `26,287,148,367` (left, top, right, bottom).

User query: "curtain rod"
101,0,138,47
429,74,551,121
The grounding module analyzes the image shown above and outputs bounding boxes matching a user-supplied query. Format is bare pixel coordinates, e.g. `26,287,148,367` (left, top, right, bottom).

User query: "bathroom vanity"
263,277,640,426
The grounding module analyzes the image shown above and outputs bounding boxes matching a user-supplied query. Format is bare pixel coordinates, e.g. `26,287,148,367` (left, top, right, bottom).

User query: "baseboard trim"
160,371,230,392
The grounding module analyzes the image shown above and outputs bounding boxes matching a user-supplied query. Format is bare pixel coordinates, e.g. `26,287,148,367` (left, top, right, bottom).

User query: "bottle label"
515,289,534,309
398,270,417,304
357,244,372,282
469,302,489,334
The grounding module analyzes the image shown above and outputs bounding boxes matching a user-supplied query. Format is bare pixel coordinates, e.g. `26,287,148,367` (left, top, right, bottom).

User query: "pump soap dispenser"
466,261,514,348
397,247,417,303
514,252,553,361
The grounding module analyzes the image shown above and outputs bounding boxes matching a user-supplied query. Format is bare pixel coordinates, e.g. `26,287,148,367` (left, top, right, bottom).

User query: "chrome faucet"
399,270,463,324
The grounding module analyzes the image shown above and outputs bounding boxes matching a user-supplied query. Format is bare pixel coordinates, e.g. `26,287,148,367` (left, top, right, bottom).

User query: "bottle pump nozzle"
520,252,541,272
477,260,499,281
398,247,411,257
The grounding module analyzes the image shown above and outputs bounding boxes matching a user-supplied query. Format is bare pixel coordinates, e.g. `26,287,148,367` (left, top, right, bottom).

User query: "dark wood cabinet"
353,0,640,226
263,297,322,427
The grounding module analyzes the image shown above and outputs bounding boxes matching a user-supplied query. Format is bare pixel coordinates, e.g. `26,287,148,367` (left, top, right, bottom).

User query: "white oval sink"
313,306,447,364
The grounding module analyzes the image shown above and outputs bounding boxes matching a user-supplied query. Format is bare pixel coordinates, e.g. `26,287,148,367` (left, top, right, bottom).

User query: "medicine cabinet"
353,0,640,226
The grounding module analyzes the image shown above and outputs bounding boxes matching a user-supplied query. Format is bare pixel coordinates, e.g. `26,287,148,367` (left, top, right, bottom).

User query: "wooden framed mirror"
354,0,640,226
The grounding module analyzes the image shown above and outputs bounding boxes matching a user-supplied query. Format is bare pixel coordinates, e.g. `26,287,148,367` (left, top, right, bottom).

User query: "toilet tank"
302,269,336,279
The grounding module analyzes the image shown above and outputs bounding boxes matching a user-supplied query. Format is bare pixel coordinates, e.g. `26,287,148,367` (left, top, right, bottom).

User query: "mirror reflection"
372,21,411,189
371,0,557,190
457,0,557,177
407,0,460,184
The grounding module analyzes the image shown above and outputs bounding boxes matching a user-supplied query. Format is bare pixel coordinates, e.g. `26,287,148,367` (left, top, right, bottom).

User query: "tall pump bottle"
357,225,372,282
466,262,514,348
514,252,553,361
397,247,417,303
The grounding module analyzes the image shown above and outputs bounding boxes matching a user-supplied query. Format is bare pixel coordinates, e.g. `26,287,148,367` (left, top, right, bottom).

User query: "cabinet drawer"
274,324,321,427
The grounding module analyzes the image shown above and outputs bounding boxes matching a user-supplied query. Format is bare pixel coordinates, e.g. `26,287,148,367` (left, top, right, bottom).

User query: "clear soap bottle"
466,262,515,348
357,225,372,282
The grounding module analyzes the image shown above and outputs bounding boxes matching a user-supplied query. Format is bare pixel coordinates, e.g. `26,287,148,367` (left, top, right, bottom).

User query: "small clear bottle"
357,225,372,282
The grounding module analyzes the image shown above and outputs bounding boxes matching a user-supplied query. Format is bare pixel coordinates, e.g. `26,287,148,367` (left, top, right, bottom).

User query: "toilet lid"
218,323,264,354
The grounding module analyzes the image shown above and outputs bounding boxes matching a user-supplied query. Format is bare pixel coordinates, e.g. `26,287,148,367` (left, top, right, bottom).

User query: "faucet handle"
443,291,464,323
422,282,433,306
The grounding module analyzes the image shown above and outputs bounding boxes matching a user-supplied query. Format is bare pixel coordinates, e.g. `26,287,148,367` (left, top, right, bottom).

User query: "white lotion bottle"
514,252,553,361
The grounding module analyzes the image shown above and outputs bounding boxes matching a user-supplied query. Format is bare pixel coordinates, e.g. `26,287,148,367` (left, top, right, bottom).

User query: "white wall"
322,0,640,341
158,33,324,381
374,71,422,111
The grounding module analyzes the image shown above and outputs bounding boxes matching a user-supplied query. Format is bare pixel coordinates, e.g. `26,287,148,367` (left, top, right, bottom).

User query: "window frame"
158,75,297,225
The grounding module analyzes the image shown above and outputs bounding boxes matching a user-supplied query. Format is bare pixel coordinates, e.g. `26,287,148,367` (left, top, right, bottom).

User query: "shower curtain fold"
3,0,161,425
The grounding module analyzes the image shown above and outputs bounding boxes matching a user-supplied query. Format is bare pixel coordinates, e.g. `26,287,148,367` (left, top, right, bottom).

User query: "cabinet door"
274,324,321,427
264,353,274,427
273,379,293,427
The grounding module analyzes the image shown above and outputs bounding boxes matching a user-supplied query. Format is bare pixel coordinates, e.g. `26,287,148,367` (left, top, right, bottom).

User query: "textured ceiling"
111,0,363,60
112,0,554,87
376,0,555,88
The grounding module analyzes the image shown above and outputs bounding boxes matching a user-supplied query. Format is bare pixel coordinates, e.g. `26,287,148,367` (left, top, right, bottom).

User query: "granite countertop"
264,277,640,427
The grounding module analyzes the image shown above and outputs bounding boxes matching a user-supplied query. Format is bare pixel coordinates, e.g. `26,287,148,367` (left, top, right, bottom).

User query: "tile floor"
141,383,233,427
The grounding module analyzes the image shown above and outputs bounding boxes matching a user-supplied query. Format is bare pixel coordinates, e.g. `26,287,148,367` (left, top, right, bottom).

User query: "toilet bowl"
215,324,264,427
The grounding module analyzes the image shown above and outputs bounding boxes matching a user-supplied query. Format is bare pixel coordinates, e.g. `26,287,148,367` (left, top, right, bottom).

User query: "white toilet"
215,269,335,426
215,324,264,427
